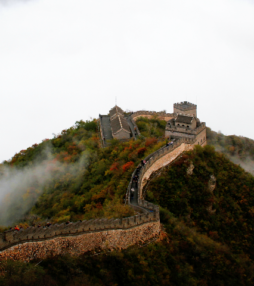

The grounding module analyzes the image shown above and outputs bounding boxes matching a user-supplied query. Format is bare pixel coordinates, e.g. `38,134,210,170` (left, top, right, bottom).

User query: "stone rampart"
0,211,159,253
99,115,105,140
129,116,141,136
131,111,175,122
0,221,160,262
126,137,203,204
1,117,206,262
165,122,206,135
138,140,195,195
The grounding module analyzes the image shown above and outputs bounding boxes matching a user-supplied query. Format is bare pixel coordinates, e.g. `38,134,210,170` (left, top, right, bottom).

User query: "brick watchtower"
174,101,197,117
166,101,206,146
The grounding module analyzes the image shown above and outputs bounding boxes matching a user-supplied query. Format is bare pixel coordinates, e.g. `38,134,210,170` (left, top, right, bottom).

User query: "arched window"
187,125,189,128
182,125,184,127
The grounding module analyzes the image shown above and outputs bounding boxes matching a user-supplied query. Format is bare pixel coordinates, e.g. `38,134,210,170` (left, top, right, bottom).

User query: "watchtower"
174,101,197,117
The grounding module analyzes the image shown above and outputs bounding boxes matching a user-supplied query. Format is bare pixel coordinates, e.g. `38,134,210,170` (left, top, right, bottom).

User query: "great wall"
0,109,206,262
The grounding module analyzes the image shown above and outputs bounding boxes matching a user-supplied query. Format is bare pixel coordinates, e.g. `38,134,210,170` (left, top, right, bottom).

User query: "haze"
0,0,254,162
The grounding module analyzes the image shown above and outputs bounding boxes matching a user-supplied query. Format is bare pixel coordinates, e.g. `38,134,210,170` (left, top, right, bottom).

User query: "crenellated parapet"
131,110,175,122
0,211,159,253
127,137,197,206
1,106,206,261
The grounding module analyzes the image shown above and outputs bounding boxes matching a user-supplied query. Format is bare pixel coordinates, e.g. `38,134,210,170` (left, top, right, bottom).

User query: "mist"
0,149,89,227
228,156,254,176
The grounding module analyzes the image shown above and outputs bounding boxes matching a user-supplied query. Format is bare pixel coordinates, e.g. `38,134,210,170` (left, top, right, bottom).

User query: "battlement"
1,104,206,261
131,110,175,122
165,122,206,134
174,101,197,117
0,210,159,252
126,137,198,206
174,101,197,110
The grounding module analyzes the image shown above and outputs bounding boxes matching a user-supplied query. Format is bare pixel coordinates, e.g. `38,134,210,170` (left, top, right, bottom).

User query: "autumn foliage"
145,137,158,147
1,117,254,285
122,161,134,172
137,147,146,156
0,118,166,225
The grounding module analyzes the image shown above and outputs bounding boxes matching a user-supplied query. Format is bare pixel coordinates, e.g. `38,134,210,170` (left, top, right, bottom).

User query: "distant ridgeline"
0,102,206,262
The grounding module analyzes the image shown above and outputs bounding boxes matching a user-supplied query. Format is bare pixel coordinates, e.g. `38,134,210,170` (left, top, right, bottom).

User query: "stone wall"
0,221,160,262
0,211,159,251
174,107,196,117
140,142,194,193
126,137,202,210
165,123,206,141
126,133,207,205
195,128,207,147
165,130,196,139
129,117,141,136
1,112,206,262
173,102,197,117
132,138,196,199
131,111,175,122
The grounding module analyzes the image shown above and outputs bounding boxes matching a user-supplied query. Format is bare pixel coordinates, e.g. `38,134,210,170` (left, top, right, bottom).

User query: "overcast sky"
0,0,254,162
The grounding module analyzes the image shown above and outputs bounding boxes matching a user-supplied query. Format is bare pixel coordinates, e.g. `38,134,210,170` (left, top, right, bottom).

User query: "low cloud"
214,145,254,176
229,156,254,176
0,149,89,226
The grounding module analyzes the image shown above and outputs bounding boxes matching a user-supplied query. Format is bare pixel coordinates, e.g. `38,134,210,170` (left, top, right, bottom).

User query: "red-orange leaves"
137,147,147,156
110,162,119,171
63,156,72,163
122,161,134,172
95,202,103,210
67,143,78,153
145,137,158,147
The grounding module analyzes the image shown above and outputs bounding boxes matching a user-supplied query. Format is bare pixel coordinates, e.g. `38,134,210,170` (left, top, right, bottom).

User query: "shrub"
137,147,146,156
122,161,134,172
145,138,158,147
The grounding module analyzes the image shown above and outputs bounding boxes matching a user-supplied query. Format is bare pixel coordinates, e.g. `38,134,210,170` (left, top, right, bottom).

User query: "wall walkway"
127,137,201,209
0,114,206,262
131,110,175,121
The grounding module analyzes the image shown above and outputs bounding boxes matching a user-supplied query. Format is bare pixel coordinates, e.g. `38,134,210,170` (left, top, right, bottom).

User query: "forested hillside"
0,119,166,227
145,145,254,259
1,116,254,285
136,116,254,175
206,127,254,175
1,146,254,285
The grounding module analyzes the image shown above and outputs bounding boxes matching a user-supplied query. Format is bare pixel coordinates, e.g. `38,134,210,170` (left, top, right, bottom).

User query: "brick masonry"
1,108,206,262
141,143,194,192
131,111,175,122
0,221,160,262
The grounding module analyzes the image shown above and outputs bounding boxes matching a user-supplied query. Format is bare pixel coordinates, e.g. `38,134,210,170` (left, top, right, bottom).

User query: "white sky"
0,0,254,162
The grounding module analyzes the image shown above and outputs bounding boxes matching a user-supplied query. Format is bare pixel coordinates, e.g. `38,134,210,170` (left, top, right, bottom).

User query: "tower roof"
109,105,124,119
111,114,131,135
175,114,194,124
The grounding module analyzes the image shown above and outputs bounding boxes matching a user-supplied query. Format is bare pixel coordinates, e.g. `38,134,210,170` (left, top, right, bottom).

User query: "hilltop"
0,118,166,227
0,116,254,285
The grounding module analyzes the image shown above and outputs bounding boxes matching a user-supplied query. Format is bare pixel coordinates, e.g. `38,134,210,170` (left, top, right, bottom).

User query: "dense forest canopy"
1,138,254,285
1,116,254,285
0,116,253,228
0,118,167,227
146,145,254,258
